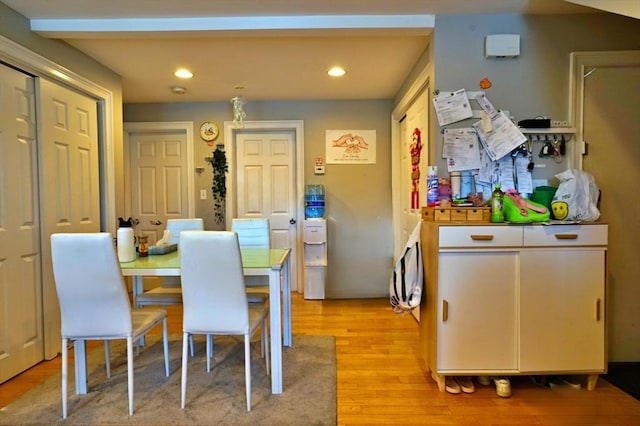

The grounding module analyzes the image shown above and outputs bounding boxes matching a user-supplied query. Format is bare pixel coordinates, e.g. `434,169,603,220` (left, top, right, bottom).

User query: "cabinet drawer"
523,224,607,246
439,226,523,248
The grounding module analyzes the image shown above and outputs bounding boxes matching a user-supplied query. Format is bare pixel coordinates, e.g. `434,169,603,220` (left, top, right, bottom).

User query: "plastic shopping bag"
551,169,600,221
390,222,423,314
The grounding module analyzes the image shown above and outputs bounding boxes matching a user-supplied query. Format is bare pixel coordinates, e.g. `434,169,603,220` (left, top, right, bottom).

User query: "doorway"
123,121,195,243
570,50,640,362
224,120,304,293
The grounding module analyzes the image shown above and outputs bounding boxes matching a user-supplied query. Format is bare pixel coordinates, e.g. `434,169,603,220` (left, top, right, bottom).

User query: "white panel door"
400,90,428,321
400,89,429,243
236,131,298,291
129,131,188,244
580,59,640,361
0,64,43,383
39,78,100,358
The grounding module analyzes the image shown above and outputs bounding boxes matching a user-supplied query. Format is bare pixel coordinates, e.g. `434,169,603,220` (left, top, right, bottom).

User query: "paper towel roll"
450,171,461,199
117,227,135,262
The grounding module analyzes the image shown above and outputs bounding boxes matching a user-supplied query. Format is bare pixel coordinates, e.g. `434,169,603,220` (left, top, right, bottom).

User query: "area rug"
0,335,336,425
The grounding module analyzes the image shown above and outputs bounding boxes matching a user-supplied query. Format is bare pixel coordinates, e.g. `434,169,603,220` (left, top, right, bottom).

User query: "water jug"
305,184,325,218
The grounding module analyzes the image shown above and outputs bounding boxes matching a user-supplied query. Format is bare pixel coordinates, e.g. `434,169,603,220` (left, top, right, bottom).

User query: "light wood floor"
2,293,640,425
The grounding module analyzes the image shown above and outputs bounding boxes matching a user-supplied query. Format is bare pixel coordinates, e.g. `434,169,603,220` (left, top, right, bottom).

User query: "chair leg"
126,337,134,416
162,318,169,376
206,334,212,372
61,338,68,419
104,340,111,378
189,334,195,357
181,332,190,409
244,333,251,411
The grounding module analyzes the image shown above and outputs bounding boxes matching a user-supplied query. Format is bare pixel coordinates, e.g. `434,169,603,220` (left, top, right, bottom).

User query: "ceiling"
3,0,628,104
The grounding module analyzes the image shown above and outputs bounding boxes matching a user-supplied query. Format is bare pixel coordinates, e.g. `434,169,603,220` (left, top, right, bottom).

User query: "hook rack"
519,126,576,141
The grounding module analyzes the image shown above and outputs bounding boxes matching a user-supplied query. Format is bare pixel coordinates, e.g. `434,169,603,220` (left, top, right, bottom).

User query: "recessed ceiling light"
328,66,346,77
170,86,186,95
174,69,194,79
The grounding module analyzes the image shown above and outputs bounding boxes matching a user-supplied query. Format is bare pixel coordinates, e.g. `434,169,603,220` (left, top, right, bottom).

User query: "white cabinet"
420,222,607,392
438,251,518,371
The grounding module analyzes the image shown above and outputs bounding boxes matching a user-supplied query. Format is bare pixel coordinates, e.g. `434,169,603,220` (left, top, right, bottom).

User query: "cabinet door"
520,249,605,372
437,251,518,371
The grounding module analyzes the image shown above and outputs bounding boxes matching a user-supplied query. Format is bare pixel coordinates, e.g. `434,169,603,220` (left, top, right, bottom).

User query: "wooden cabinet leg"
587,374,599,390
431,371,445,392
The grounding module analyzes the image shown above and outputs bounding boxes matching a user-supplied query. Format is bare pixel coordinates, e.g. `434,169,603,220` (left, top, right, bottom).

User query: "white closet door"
39,78,100,358
0,64,43,383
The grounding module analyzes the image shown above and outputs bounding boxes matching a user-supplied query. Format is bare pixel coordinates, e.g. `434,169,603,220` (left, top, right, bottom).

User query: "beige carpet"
0,335,336,425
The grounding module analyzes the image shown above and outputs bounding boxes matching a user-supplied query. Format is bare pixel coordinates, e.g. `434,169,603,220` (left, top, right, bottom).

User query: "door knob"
289,218,296,225
150,220,163,226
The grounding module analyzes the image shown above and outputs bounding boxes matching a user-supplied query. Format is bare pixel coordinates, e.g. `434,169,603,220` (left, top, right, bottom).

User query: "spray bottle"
427,166,439,207
491,184,505,223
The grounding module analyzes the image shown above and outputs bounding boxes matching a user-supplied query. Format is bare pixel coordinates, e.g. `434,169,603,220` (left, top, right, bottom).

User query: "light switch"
200,189,207,200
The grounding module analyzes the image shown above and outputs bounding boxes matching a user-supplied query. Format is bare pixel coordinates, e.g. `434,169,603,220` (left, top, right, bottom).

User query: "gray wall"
124,100,394,298
431,13,640,178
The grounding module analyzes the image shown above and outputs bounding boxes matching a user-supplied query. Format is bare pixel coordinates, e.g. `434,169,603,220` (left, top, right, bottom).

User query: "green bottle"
491,185,505,223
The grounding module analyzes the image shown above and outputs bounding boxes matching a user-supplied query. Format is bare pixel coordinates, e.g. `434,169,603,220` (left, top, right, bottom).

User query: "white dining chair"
179,231,269,411
231,218,270,296
50,232,170,418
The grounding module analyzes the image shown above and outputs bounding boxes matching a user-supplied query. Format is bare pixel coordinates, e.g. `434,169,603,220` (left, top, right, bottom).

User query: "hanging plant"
207,146,228,224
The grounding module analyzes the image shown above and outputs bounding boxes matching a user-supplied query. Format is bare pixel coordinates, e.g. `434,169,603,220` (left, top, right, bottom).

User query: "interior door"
400,90,429,321
39,77,100,358
235,131,298,291
400,90,429,246
128,130,189,244
0,64,43,383
577,54,640,361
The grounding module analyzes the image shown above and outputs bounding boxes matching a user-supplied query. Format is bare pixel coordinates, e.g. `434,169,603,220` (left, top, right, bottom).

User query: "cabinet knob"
470,234,494,241
442,300,449,322
554,234,578,240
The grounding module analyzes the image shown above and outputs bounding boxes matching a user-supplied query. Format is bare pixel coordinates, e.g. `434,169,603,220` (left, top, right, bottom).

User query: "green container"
530,186,557,213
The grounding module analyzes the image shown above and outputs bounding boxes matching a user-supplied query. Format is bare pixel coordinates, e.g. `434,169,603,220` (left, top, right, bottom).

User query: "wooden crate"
422,206,491,223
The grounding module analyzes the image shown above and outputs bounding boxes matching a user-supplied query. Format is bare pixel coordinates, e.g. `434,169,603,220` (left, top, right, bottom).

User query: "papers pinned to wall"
472,111,527,161
442,128,482,172
433,89,473,126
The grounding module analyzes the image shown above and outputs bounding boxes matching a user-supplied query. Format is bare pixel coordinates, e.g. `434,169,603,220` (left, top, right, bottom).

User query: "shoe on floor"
445,377,461,394
494,377,511,398
477,375,491,386
456,376,475,393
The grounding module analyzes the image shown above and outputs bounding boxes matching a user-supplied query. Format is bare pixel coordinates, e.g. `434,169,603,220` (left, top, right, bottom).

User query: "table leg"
269,268,283,394
282,256,292,347
74,339,88,394
132,275,143,307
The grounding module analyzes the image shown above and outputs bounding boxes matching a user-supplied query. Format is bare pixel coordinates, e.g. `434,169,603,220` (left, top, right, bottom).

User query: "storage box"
421,206,491,223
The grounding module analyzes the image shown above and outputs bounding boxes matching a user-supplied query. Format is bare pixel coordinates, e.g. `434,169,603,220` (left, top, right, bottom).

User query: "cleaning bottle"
427,166,439,207
491,184,505,223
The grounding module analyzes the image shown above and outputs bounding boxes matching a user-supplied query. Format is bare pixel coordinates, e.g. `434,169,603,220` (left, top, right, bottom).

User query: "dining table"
72,248,291,395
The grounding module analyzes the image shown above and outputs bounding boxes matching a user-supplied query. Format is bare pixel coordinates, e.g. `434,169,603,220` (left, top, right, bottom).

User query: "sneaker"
494,377,511,398
549,375,581,389
477,376,491,386
456,376,475,393
445,377,461,394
